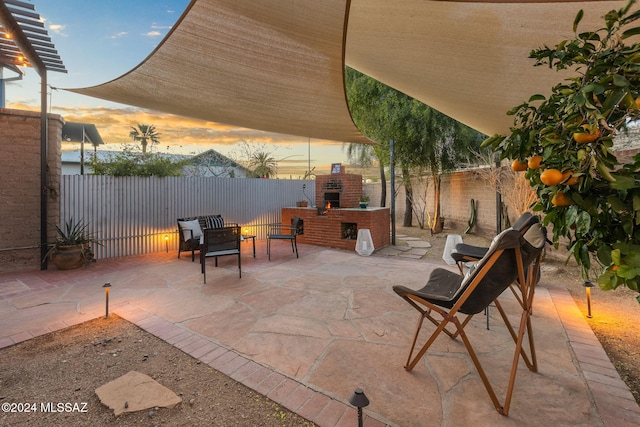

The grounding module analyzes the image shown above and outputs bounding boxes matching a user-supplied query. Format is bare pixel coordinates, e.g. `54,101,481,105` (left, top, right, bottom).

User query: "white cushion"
178,219,203,242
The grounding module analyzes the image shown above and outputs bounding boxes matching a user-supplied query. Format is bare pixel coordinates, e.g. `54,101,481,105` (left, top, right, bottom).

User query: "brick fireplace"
283,173,390,252
316,174,362,209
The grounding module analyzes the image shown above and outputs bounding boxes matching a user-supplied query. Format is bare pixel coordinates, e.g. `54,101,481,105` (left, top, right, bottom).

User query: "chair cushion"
204,215,224,229
178,219,203,242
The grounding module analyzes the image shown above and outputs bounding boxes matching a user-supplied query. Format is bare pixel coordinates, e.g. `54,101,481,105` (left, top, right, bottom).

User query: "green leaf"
601,88,626,114
623,216,634,236
576,211,592,234
565,205,578,226
633,194,640,212
573,9,584,32
622,27,640,39
617,264,638,279
597,245,612,265
612,248,621,265
480,134,505,149
610,175,638,190
621,9,640,25
607,195,628,212
528,94,546,102
582,83,605,95
613,74,631,87
597,270,617,290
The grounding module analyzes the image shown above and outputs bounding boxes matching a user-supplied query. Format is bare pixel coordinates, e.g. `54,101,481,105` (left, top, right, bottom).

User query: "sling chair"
451,212,541,329
451,212,539,275
393,221,546,415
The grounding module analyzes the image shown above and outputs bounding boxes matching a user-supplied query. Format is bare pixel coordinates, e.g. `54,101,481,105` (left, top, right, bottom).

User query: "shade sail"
68,0,371,144
68,0,630,142
346,0,626,136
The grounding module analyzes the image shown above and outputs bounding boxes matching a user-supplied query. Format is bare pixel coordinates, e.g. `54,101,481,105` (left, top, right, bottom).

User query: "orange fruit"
540,169,564,186
551,191,572,206
528,156,543,170
511,159,528,172
573,125,600,144
562,171,579,185
635,97,640,109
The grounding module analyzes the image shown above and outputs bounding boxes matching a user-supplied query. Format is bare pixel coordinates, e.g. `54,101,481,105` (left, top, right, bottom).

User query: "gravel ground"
0,314,315,427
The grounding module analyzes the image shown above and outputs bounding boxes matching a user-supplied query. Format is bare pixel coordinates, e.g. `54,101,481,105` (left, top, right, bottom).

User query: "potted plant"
296,200,308,207
46,218,98,270
358,195,370,209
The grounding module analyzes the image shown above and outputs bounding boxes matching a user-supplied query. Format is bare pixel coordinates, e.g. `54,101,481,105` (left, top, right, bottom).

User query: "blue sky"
4,0,354,178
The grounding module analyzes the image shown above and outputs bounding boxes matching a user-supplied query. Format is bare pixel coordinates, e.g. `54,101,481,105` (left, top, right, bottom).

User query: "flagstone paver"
1,239,637,426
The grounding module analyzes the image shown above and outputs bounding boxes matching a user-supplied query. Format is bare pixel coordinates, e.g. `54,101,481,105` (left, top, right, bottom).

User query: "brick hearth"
282,207,390,251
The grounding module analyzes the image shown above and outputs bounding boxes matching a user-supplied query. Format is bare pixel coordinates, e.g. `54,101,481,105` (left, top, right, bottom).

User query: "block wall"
363,169,509,238
0,108,62,272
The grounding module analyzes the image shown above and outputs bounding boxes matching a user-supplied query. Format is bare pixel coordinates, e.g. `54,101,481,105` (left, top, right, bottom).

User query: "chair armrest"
268,224,297,233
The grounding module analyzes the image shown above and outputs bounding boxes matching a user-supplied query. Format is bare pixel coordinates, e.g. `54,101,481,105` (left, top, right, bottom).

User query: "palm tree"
129,124,160,153
248,150,277,178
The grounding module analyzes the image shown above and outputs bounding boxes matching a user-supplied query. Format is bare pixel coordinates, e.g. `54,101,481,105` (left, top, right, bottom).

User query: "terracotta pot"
296,201,308,207
50,244,86,270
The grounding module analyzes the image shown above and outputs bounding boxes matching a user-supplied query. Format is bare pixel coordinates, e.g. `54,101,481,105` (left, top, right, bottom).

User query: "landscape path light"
103,282,112,318
583,281,595,318
348,387,369,427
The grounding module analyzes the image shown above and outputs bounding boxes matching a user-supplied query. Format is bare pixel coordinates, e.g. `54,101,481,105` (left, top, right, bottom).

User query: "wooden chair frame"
394,224,545,416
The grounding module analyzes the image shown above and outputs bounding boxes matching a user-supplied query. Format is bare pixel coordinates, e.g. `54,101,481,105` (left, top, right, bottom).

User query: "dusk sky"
4,0,358,178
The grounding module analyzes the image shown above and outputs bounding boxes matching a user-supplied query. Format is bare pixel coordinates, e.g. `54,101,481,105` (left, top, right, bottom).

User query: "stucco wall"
0,108,62,272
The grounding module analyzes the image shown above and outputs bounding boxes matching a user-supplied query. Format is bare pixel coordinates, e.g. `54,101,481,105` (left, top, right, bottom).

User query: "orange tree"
482,0,640,301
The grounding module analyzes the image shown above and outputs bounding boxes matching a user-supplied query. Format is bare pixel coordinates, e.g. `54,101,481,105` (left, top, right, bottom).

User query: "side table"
242,234,256,257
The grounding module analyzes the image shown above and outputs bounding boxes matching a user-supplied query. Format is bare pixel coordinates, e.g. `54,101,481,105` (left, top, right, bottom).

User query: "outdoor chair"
267,216,300,261
392,221,546,415
451,212,539,275
200,225,241,283
177,217,203,262
451,212,541,329
178,215,234,262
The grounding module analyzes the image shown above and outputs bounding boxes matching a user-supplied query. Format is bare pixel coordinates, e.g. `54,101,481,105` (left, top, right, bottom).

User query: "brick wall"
315,173,362,209
283,207,390,251
0,108,62,272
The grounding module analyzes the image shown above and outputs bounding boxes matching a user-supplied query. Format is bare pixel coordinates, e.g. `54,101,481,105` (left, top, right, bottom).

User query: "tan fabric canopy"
69,0,628,142
346,0,625,136
70,0,370,144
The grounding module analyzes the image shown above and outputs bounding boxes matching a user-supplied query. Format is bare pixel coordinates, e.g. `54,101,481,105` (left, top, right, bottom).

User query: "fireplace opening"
318,201,333,216
324,192,340,208
342,222,357,240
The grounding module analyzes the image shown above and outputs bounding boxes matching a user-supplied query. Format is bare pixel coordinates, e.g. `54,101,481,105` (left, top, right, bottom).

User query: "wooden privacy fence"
60,176,314,260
